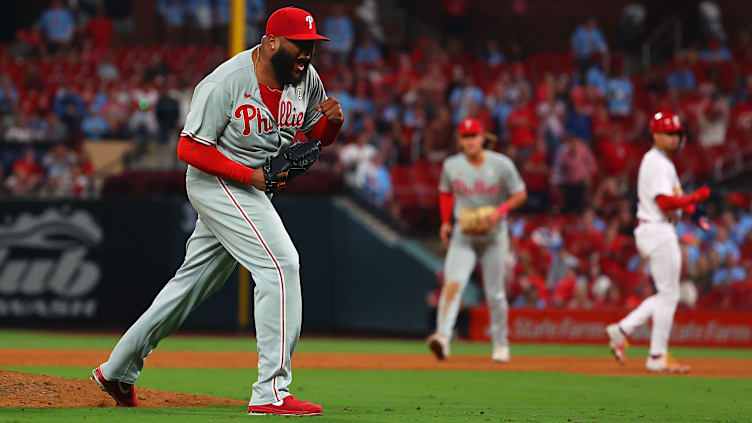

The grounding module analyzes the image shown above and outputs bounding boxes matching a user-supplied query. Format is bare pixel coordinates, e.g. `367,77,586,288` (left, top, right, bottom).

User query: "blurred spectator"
71,164,91,198
606,64,634,116
324,5,355,63
339,119,378,187
552,134,597,213
585,63,607,96
157,0,185,45
38,0,76,53
565,95,593,142
42,144,78,196
8,28,43,59
667,57,696,92
700,38,733,62
693,96,729,148
713,226,740,263
698,2,727,46
506,97,535,154
156,81,180,143
84,3,114,53
567,279,594,309
485,40,505,66
354,33,382,66
0,76,19,118
571,17,608,83
105,0,134,41
354,153,393,206
449,76,484,124
423,106,454,162
613,3,646,60
522,139,549,212
5,149,43,196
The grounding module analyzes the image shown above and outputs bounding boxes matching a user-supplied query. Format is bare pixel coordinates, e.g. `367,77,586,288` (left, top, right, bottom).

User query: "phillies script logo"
453,179,501,196
0,209,102,318
234,100,304,136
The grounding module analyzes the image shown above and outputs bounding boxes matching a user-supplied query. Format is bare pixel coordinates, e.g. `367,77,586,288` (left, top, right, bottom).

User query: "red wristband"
497,202,511,216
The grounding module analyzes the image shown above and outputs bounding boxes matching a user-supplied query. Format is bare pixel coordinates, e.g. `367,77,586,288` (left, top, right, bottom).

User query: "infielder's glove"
263,140,322,194
458,206,496,236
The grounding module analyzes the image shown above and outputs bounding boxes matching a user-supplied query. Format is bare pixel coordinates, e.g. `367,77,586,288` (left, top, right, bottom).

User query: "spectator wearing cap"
38,0,75,54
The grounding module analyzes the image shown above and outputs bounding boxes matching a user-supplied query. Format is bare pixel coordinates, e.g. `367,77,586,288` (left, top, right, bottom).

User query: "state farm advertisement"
469,307,752,347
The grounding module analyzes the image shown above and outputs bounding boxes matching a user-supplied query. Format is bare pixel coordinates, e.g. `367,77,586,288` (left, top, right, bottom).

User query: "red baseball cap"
458,118,483,136
649,111,683,133
266,7,329,41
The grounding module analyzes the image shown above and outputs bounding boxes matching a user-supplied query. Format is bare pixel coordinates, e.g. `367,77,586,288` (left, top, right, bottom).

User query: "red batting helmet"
649,111,683,133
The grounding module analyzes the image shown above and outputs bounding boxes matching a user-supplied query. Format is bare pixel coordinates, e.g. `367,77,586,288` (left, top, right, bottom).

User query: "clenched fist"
314,97,344,125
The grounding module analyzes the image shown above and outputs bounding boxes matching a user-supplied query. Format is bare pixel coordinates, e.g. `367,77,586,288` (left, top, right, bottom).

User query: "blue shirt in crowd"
324,15,355,54
585,67,607,94
571,25,607,58
607,76,634,116
39,6,75,42
667,69,696,91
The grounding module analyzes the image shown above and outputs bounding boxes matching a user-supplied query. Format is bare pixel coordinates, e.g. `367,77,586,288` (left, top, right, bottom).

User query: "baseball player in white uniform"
427,118,527,363
90,7,344,416
606,111,710,373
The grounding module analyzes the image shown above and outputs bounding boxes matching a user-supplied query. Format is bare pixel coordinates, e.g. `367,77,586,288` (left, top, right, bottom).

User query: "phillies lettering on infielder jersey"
439,151,525,220
181,45,326,171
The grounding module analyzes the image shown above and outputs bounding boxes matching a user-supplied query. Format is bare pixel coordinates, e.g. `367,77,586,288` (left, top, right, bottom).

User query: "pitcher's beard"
270,49,307,86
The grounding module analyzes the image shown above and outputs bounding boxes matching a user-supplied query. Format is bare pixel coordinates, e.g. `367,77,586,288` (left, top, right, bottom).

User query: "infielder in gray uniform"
427,118,527,363
90,7,343,416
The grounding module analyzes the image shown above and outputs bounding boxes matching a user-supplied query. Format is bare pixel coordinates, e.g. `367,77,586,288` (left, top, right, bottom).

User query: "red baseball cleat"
90,367,139,407
247,395,323,416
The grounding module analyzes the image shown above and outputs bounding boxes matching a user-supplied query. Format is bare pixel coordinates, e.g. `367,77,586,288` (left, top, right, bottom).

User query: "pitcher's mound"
0,369,246,408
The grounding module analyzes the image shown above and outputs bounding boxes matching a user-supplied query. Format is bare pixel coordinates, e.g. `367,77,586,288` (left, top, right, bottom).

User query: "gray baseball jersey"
100,45,326,407
181,45,326,170
439,151,525,219
435,150,525,351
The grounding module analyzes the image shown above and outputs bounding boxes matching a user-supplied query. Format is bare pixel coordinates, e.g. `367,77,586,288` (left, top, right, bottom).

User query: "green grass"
1,366,750,422
1,331,751,422
1,330,750,358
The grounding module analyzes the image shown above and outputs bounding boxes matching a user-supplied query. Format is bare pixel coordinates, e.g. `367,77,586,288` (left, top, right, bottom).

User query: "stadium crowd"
0,1,751,308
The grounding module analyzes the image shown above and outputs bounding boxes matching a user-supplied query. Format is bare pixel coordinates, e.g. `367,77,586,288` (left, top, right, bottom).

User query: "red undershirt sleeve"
655,194,696,212
439,191,454,224
177,136,255,185
306,115,343,147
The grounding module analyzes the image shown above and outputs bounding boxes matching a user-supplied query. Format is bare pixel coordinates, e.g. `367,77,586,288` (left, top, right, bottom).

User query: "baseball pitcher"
427,118,527,363
91,7,343,416
606,111,710,373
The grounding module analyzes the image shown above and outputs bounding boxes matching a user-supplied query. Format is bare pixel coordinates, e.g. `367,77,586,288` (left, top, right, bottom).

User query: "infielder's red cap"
649,111,683,133
458,118,483,136
266,7,330,41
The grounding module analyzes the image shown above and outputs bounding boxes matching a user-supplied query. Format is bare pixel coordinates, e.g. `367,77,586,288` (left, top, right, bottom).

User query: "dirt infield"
1,349,751,379
0,369,245,408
